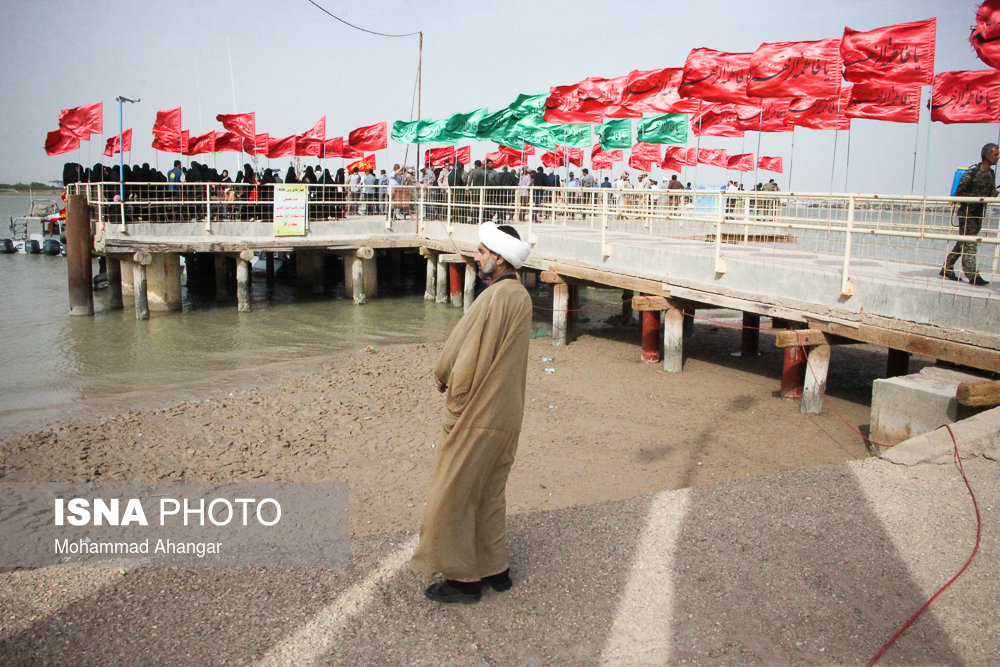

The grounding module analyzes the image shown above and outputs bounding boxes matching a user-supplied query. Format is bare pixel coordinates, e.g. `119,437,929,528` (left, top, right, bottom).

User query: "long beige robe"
410,277,532,582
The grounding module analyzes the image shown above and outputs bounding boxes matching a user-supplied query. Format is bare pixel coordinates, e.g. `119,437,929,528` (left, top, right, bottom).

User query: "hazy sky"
1,0,995,194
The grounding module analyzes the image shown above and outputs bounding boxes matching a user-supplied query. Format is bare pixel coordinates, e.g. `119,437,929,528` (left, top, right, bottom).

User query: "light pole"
116,96,140,203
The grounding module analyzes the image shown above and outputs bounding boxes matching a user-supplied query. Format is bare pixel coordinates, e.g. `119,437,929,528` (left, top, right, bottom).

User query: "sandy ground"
0,322,879,539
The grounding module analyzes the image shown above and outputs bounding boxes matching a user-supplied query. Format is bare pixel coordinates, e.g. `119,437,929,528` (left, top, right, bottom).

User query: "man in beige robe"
411,221,532,603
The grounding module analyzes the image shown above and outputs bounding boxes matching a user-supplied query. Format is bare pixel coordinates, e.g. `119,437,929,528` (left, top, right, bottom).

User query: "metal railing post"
478,186,485,224
417,185,424,233
387,185,394,231
205,183,212,232
714,191,726,274
841,195,855,296
601,189,610,258
446,187,453,234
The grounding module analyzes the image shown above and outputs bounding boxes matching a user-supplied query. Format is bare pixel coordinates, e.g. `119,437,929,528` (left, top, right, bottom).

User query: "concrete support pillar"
464,264,476,312
567,285,579,343
741,312,760,357
265,252,275,286
424,254,437,301
65,193,93,316
663,308,684,372
341,247,375,305
682,308,695,337
146,252,182,311
297,249,325,294
552,283,569,346
107,257,123,310
350,256,365,304
887,349,910,378
801,344,831,414
436,256,449,303
449,262,463,307
641,311,661,363
621,290,634,325
132,251,151,321
214,254,230,299
237,249,254,313
121,260,134,296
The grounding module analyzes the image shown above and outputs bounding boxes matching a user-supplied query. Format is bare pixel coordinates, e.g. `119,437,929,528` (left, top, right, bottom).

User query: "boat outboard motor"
1,239,15,254
24,239,41,254
93,272,109,290
42,238,62,256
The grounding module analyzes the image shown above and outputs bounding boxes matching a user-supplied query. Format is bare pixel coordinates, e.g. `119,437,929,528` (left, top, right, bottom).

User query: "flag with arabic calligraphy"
971,0,1000,69
758,156,783,173
622,67,701,114
748,38,843,99
691,103,744,137
787,88,852,130
680,49,753,104
841,18,936,85
930,70,1000,123
845,81,921,123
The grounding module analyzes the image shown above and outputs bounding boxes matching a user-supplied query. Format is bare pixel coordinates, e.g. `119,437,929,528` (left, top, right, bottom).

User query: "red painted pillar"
641,311,661,363
781,346,807,399
448,263,462,305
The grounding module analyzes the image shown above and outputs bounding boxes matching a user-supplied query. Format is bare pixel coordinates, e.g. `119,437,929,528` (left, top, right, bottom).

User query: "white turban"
478,221,530,269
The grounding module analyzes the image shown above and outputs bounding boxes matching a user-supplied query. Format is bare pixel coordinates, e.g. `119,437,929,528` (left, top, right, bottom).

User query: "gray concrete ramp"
4,454,996,664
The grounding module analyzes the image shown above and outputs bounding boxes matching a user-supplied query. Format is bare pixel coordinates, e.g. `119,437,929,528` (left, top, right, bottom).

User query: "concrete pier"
132,251,151,321
121,260,134,296
107,258,123,311
65,193,93,316
146,252,182,311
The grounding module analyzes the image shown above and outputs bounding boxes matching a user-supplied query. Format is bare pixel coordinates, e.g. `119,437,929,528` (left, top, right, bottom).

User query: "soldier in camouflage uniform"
941,143,998,286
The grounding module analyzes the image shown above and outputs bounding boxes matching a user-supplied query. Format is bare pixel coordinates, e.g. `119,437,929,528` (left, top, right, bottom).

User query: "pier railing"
71,182,998,296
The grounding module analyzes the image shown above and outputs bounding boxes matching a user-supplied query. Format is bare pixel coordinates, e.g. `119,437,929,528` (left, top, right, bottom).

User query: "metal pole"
416,32,423,172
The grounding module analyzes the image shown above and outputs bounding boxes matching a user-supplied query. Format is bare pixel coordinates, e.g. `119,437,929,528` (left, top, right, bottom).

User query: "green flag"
444,108,487,139
391,119,424,144
476,107,517,140
513,115,559,150
597,119,632,149
415,119,455,144
508,93,548,119
637,114,689,144
556,124,591,148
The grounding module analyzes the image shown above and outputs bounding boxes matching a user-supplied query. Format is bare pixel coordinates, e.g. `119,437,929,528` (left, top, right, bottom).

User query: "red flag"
103,129,132,157
295,134,322,157
680,49,753,104
153,108,182,136
592,154,615,170
45,128,81,155
664,146,697,167
58,102,103,139
691,103,745,137
216,112,255,140
841,18,936,85
346,154,376,173
845,81,921,123
183,131,217,155
566,147,584,167
931,69,1000,123
733,99,793,132
485,150,510,168
544,85,606,123
631,142,662,163
322,137,344,158
660,154,686,172
788,88,852,130
213,132,244,153
622,67,701,115
592,144,623,162
758,156,783,173
152,131,184,153
424,146,456,167
971,0,1000,69
252,133,269,156
302,116,326,141
726,153,754,171
456,146,471,165
267,135,296,158
540,151,565,168
348,122,387,151
628,153,655,171
697,148,729,167
748,38,843,99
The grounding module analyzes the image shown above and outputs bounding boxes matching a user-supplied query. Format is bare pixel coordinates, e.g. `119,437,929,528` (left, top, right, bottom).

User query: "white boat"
2,195,65,255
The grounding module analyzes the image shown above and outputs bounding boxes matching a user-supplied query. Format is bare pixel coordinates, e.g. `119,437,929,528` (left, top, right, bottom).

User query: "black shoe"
481,569,513,592
424,580,482,604
939,268,959,281
969,275,990,286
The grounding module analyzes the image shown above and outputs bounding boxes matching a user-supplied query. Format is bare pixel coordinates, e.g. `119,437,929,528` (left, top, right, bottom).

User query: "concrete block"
871,367,987,447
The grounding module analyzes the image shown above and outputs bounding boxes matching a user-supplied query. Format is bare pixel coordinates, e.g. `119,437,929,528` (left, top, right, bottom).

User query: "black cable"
304,0,420,38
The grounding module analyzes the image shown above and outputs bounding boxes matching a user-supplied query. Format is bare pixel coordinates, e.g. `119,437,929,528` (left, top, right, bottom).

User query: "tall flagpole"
829,94,841,193
415,32,422,172
116,96,139,203
910,86,925,195
843,129,852,193
787,128,795,191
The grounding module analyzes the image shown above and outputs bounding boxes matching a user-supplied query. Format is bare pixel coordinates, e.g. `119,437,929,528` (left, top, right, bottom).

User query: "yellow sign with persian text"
273,184,307,237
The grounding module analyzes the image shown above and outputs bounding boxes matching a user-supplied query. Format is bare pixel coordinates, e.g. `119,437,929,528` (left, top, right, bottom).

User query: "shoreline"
1,330,883,538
